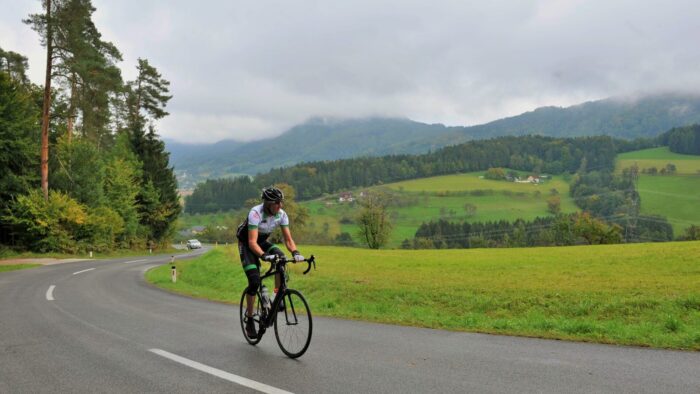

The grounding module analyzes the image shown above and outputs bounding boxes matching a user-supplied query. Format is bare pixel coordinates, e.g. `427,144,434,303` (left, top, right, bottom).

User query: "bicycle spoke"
274,289,312,358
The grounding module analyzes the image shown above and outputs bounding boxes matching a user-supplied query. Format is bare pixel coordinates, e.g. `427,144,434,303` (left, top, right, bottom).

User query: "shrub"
4,189,87,252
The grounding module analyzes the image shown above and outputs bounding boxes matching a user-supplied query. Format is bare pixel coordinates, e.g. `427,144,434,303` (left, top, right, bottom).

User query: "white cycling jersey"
237,204,289,242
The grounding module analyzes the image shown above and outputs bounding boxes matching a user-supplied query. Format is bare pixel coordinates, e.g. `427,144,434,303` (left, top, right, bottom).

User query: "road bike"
239,254,316,358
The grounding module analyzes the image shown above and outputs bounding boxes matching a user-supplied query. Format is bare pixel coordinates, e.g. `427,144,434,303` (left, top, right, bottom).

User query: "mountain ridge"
169,93,700,188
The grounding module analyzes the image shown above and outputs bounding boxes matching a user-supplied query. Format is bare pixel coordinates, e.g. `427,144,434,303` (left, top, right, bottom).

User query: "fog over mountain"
168,93,700,188
5,1,700,144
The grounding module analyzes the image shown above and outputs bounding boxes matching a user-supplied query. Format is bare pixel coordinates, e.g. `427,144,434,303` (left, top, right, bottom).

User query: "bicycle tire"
274,289,312,358
239,290,264,345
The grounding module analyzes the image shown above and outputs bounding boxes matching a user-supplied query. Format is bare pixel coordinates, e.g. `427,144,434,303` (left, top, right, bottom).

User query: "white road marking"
124,259,147,264
149,349,294,394
72,268,95,275
46,285,55,301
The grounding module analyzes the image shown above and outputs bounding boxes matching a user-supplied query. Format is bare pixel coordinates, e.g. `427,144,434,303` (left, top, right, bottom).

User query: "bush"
4,190,130,252
4,189,87,252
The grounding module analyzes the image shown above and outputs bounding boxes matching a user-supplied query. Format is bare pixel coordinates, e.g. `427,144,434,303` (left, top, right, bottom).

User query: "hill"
169,117,469,187
301,170,577,247
169,93,700,186
467,94,700,140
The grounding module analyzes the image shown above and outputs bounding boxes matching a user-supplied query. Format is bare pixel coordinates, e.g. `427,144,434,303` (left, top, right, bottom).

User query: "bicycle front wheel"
274,289,312,358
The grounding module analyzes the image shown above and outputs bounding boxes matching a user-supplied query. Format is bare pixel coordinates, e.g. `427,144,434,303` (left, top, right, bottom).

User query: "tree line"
660,124,700,155
1,0,179,253
187,135,655,213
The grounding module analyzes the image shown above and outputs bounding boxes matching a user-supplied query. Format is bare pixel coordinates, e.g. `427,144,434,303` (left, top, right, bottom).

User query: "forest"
186,135,655,213
661,124,700,155
0,0,179,253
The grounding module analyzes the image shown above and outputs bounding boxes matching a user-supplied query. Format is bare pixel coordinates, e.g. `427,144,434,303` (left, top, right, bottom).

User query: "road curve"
1,250,698,393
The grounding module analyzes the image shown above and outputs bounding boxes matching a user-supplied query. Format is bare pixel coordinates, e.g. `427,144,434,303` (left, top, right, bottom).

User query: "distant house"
338,192,354,202
514,175,541,184
191,226,206,234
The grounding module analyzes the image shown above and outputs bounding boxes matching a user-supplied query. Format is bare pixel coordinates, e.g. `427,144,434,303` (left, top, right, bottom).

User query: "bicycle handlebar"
264,254,316,275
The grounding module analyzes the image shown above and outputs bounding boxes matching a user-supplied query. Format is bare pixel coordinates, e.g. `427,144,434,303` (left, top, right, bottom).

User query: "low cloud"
4,0,700,142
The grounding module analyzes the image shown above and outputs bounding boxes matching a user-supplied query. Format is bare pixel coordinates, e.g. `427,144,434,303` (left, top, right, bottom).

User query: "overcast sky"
2,0,700,143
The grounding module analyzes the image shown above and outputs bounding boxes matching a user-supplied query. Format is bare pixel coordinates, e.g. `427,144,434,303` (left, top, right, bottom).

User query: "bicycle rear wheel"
239,290,264,345
274,289,312,358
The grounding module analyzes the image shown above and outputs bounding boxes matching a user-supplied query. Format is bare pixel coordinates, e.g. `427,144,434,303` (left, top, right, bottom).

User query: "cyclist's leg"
238,241,261,317
260,241,285,293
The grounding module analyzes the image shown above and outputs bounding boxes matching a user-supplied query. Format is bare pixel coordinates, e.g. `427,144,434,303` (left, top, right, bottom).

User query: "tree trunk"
67,72,76,144
40,0,53,201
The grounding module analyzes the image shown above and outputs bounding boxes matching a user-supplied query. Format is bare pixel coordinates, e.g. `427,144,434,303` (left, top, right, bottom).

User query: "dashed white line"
46,285,55,301
124,259,147,264
149,349,294,394
73,268,95,275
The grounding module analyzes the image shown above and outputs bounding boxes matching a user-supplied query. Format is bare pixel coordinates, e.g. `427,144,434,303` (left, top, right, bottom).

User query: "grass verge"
146,242,700,350
0,264,41,273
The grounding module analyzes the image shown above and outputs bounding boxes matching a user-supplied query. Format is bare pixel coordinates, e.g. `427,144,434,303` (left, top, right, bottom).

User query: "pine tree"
0,47,30,85
126,58,172,125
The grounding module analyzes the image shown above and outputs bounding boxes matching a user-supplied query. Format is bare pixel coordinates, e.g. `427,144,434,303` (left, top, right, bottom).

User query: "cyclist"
237,186,304,339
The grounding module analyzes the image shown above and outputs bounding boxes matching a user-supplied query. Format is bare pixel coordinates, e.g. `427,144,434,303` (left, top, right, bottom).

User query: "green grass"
0,264,41,273
617,147,700,175
614,147,700,235
636,175,700,234
386,171,572,193
146,242,700,350
303,171,576,247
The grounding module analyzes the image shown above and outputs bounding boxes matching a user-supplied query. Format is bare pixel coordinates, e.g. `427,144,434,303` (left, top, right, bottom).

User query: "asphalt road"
1,250,698,393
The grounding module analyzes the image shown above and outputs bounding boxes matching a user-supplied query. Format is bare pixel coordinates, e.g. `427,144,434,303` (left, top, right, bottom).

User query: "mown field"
303,171,577,247
616,147,700,175
616,147,700,235
147,242,700,350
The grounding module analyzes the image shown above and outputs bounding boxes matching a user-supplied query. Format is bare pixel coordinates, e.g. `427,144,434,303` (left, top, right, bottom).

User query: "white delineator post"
171,256,177,283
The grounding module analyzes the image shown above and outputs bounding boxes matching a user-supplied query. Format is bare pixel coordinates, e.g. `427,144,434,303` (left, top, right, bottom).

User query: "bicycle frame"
257,255,314,329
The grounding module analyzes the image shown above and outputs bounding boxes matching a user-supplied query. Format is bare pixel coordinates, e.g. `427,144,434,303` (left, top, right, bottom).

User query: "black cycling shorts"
238,240,283,296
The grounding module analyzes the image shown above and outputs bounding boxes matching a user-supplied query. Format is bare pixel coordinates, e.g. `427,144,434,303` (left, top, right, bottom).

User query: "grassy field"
637,175,700,235
615,147,700,235
303,171,577,247
146,242,700,350
616,147,700,175
0,264,41,273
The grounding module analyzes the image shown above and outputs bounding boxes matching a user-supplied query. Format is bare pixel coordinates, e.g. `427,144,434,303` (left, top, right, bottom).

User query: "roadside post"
171,256,177,283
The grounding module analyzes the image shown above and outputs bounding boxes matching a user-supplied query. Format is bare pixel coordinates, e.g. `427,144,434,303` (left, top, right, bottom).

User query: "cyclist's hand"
261,254,277,262
292,250,305,262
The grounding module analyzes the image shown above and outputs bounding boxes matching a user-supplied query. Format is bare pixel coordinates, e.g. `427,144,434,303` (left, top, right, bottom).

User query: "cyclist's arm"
281,226,298,254
247,228,265,257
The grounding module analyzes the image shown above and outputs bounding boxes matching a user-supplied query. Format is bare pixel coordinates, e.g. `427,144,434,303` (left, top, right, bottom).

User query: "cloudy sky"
2,0,700,143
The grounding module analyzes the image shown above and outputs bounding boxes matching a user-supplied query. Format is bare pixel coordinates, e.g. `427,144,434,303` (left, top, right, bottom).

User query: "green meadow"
303,171,577,247
617,147,700,175
636,175,700,234
147,242,700,350
616,147,700,235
